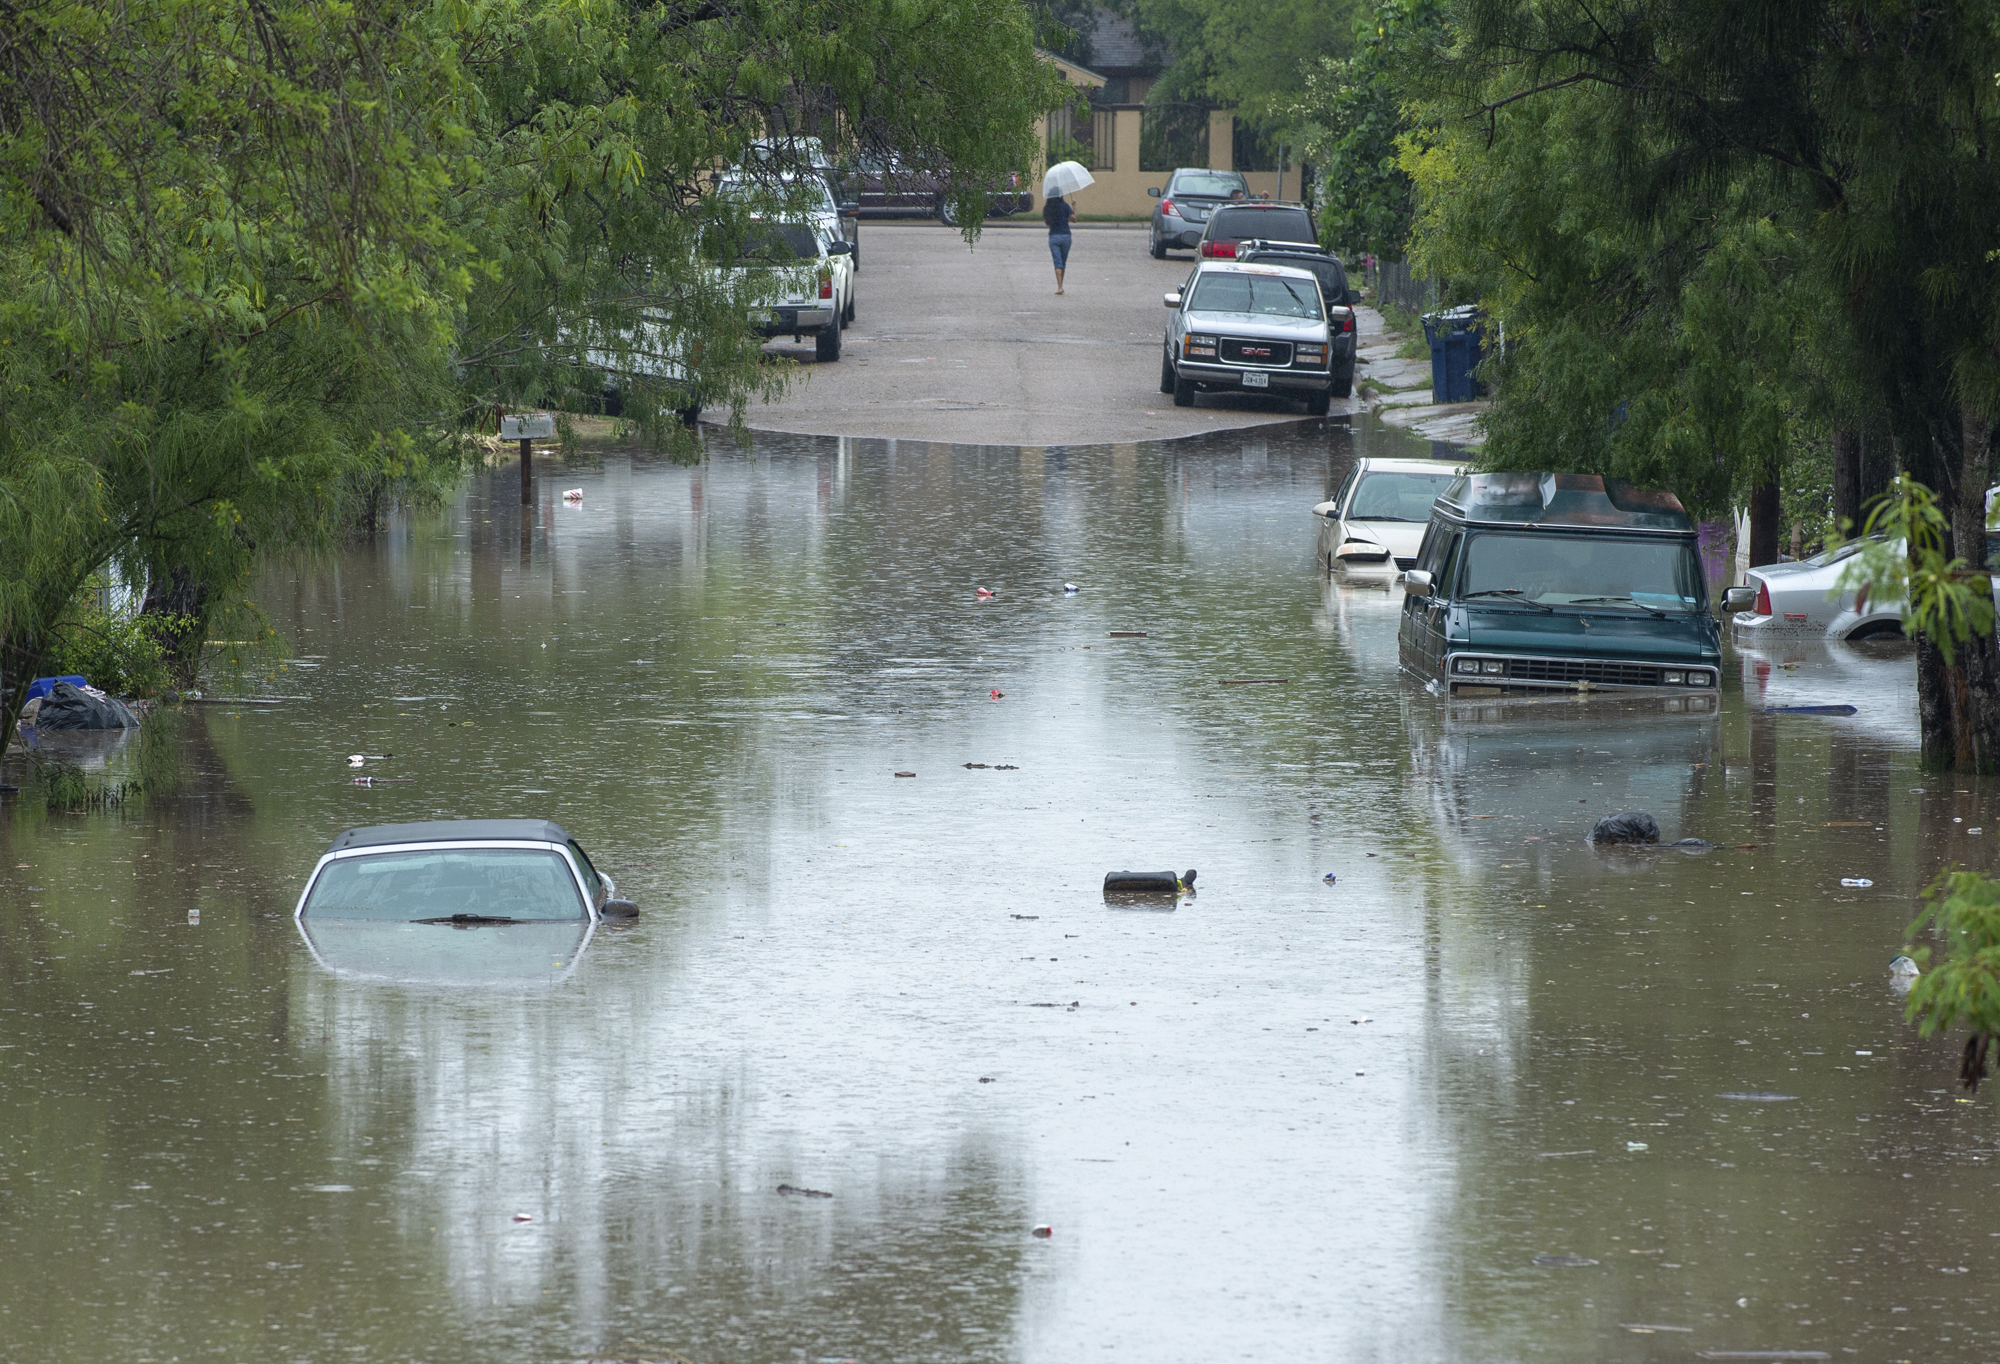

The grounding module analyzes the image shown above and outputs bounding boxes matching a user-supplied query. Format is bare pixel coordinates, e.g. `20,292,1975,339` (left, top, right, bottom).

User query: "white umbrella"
1042,160,1095,198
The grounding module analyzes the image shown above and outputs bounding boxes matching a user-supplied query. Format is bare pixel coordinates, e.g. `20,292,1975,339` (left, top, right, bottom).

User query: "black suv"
1197,202,1318,259
1237,241,1360,397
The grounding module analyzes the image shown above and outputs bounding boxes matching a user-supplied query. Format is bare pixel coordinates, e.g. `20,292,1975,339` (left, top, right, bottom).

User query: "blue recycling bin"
1422,305,1486,404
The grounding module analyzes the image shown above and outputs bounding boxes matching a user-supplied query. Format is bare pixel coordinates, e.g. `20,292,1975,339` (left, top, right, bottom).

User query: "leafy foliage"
0,0,1064,736
1905,870,2000,1090
1295,0,1444,260
1129,0,1362,138
1837,477,1995,666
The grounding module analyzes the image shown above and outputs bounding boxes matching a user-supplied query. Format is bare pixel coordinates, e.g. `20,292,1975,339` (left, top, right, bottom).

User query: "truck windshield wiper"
1461,588,1553,612
1569,594,1667,618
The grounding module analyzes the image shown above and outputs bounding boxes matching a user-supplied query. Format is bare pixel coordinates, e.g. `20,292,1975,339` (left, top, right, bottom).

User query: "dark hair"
1042,196,1068,228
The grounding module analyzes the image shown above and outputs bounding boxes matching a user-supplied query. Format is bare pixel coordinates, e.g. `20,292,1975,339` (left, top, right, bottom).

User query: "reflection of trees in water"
295,976,1028,1359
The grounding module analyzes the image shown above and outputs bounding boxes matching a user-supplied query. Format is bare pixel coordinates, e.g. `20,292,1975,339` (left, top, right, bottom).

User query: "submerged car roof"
324,820,574,855
1434,473,1693,534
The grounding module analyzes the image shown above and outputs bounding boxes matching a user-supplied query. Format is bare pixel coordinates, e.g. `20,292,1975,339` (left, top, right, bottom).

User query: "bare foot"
1055,288,1064,295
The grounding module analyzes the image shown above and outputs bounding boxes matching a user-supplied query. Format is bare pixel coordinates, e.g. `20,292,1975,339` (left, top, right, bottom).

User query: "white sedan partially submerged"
294,820,636,985
1313,456,1464,573
1729,538,1912,642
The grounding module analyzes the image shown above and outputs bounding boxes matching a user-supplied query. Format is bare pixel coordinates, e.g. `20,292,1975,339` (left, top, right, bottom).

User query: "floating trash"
1625,1141,1649,1151
1323,872,1337,884
561,488,583,501
776,1184,832,1199
1031,1224,1053,1238
512,1212,534,1222
1532,1254,1598,1267
307,1184,354,1193
1619,1323,1691,1334
1839,878,1873,887
1890,954,1920,978
1063,582,1079,594
1717,1091,1797,1102
975,587,995,598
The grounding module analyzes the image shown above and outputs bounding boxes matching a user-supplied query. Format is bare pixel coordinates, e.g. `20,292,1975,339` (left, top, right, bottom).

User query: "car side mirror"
1722,585,1758,612
1403,569,1433,597
1149,186,1163,198
1346,288,1362,306
601,898,639,919
1163,292,1182,307
826,240,853,255
1311,499,1338,518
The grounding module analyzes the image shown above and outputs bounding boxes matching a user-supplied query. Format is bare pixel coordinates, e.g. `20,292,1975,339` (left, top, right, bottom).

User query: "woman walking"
1043,192,1076,295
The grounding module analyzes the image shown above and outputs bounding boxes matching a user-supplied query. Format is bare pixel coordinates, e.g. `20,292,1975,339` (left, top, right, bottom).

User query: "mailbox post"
500,413,555,503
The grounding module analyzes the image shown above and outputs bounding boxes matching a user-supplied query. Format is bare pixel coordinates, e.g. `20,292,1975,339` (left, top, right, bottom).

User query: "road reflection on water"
4,417,1999,1362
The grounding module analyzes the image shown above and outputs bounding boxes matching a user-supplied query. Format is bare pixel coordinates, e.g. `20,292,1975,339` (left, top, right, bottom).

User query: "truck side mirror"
1403,569,1433,597
1346,288,1362,306
1722,585,1758,612
1163,292,1182,307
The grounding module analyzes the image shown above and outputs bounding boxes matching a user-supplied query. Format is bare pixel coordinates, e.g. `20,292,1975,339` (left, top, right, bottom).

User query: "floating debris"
1840,877,1874,888
776,1184,832,1199
1717,1092,1797,1102
1532,1254,1598,1267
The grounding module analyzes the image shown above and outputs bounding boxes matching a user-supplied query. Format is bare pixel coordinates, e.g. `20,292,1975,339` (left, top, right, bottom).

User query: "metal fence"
1366,259,1438,315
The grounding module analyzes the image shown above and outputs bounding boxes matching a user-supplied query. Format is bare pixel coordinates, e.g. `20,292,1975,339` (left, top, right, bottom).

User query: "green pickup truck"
1398,472,1723,698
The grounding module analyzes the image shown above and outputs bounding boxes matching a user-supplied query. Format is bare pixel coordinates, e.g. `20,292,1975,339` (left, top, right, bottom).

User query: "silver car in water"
1160,262,1335,415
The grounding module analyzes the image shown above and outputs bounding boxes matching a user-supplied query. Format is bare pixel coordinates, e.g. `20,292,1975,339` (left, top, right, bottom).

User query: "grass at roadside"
1379,300,1431,359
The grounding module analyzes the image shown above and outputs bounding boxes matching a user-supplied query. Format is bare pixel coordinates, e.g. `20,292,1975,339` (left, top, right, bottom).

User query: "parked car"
716,169,860,270
1160,261,1336,415
1147,168,1250,258
1238,240,1360,395
1727,526,2000,643
724,219,855,361
1314,457,1465,572
294,819,635,984
840,152,1029,223
1197,202,1318,259
1400,472,1723,697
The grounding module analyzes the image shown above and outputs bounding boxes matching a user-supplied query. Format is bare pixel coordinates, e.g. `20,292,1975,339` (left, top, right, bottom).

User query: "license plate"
1241,371,1269,388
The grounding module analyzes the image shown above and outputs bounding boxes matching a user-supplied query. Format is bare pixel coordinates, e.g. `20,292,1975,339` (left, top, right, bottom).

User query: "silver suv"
1160,261,1335,415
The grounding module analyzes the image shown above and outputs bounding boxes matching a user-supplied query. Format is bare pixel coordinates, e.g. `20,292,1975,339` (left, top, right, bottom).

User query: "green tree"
1401,0,2000,769
0,0,1065,735
1296,0,1445,261
1128,0,1362,139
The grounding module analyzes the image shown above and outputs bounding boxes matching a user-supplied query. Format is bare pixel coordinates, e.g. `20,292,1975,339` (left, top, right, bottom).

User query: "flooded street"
7,419,2000,1363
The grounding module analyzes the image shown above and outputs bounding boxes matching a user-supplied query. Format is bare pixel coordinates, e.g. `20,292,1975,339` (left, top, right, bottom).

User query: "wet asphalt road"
3,419,1999,1363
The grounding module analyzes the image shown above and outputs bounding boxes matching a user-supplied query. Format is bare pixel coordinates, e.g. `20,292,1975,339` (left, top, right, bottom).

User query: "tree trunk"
140,567,210,691
1748,475,1781,569
1860,428,1894,512
1914,402,2000,771
1833,427,1862,531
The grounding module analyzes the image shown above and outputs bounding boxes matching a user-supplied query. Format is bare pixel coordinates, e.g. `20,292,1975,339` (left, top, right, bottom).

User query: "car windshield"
1458,532,1706,613
1187,272,1323,320
1349,471,1457,522
1206,206,1316,243
302,848,588,922
718,223,821,265
1172,172,1248,198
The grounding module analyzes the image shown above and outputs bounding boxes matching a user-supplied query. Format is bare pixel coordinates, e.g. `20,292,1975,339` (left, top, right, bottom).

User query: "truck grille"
1221,337,1293,366
1505,658,1663,687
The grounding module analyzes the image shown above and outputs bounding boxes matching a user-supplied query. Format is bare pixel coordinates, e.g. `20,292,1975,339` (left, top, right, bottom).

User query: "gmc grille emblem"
1243,347,1271,356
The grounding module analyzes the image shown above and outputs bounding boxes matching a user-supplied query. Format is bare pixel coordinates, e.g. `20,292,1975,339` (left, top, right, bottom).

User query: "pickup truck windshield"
1188,273,1323,320
1459,532,1706,612
1172,171,1248,197
720,223,820,265
303,848,588,921
1350,471,1457,521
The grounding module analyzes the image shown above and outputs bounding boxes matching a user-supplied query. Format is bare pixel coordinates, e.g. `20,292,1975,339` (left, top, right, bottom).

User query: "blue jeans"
1049,233,1073,269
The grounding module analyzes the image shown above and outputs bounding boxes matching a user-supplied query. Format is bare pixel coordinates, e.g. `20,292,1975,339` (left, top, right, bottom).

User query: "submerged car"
1147,168,1250,257
294,820,635,985
1730,527,2000,643
1314,457,1464,573
1161,261,1335,415
1400,473,1722,697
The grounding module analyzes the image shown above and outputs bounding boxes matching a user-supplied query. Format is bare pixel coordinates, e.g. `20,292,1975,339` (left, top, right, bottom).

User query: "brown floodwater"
3,417,1997,1363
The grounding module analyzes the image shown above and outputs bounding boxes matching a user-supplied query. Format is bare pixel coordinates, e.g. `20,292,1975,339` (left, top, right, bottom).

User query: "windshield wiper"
1569,594,1667,618
1352,514,1421,523
1461,588,1554,612
413,913,524,927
